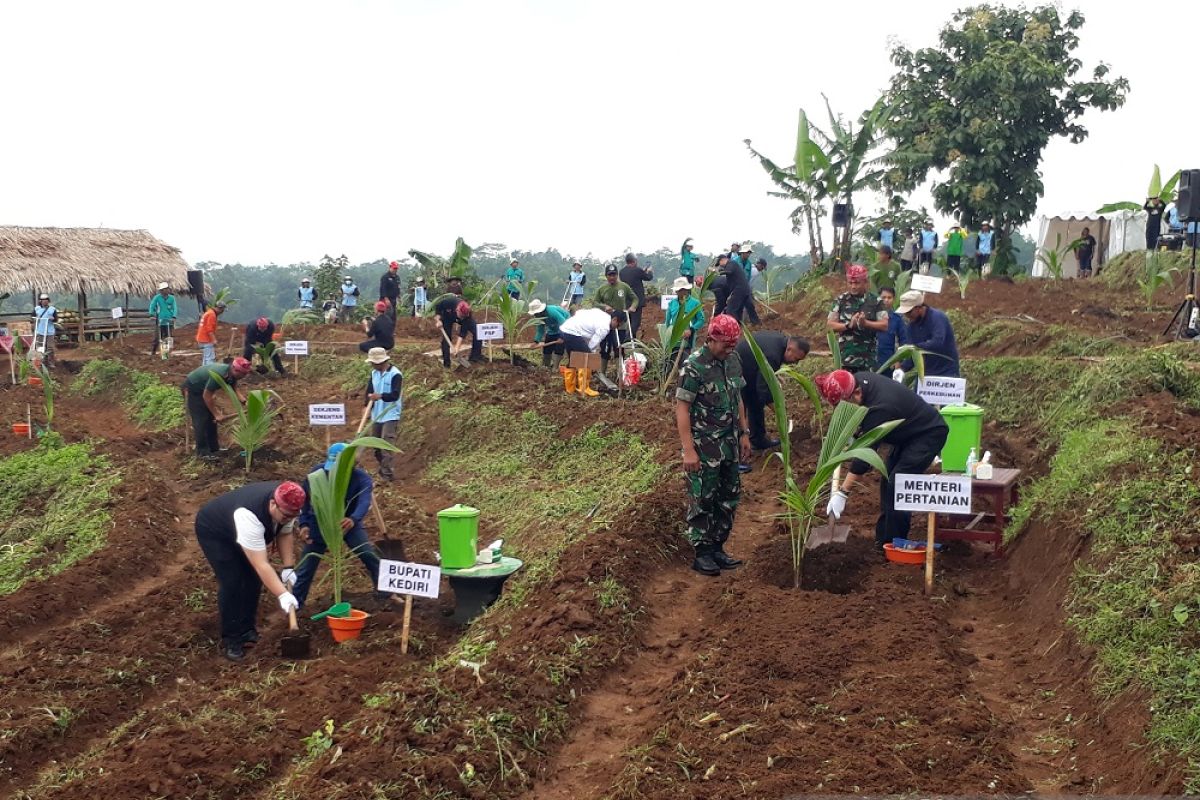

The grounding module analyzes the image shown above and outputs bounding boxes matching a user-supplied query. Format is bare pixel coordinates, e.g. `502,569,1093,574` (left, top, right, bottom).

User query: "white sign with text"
893,474,973,514
111,307,124,319
377,560,441,598
284,340,309,356
660,294,673,310
910,274,943,293
917,376,967,406
476,322,504,341
308,403,346,426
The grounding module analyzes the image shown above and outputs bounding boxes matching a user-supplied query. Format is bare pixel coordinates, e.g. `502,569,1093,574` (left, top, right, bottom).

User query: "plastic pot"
28,375,43,387
883,543,926,565
326,608,369,643
12,423,30,436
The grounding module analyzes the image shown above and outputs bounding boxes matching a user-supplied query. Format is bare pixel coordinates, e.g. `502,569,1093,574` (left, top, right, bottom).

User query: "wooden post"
78,289,87,343
123,293,130,338
400,595,413,654
924,512,936,596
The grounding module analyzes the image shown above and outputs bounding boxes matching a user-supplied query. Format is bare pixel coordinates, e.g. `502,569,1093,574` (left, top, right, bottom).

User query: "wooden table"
934,467,1021,558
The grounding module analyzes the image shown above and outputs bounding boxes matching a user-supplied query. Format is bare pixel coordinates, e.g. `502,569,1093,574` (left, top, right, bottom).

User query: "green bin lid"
939,403,982,417
437,504,480,519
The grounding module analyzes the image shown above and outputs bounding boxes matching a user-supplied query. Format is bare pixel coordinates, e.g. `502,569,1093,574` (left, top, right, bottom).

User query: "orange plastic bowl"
883,543,926,565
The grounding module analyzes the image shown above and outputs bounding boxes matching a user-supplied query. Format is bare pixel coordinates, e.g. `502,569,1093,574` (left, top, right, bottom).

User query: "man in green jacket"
148,282,178,357
945,225,968,270
594,264,637,375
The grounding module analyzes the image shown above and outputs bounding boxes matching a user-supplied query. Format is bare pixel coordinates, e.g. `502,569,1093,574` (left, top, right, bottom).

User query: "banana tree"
209,371,281,472
1096,165,1181,214
409,238,475,295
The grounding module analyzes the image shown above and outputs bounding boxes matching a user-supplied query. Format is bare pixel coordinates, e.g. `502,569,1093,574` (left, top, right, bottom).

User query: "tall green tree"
315,254,350,302
883,5,1128,273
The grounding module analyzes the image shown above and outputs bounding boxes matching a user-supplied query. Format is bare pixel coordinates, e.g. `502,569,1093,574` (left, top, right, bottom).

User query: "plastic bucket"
326,608,369,642
437,504,480,568
28,376,42,387
939,403,983,473
12,423,30,436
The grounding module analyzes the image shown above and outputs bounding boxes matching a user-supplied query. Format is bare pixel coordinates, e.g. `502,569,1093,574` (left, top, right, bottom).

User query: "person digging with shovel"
363,347,402,481
816,369,948,553
558,307,625,397
735,332,809,470
242,317,286,375
676,314,752,576
181,357,251,459
528,298,568,369
292,443,381,610
194,480,306,662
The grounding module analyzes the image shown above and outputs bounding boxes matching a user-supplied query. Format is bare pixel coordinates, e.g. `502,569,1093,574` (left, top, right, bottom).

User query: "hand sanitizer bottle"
965,447,978,477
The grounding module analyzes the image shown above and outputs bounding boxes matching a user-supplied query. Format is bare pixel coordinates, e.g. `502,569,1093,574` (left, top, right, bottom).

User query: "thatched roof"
0,226,192,297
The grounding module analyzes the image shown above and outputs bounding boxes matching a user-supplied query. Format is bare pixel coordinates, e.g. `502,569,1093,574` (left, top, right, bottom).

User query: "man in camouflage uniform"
675,314,753,576
594,264,637,375
826,263,888,372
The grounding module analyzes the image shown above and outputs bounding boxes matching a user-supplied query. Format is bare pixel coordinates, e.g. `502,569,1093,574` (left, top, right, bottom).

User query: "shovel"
807,465,851,550
281,608,312,658
311,602,351,621
438,326,470,369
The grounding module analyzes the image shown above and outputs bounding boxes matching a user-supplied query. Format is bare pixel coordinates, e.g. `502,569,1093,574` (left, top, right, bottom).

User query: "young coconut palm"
482,279,540,363
252,342,279,373
208,371,281,473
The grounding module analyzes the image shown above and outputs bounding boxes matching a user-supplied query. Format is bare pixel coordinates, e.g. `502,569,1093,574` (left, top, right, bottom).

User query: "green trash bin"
939,403,983,473
437,504,481,568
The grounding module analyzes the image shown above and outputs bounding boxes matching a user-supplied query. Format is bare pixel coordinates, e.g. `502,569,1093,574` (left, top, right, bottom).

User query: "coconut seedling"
484,279,539,363
208,371,281,472
304,435,399,607
252,342,279,374
38,365,53,434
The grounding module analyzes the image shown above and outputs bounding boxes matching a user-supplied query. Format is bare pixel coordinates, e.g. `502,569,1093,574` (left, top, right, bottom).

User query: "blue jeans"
201,343,216,365
292,523,381,608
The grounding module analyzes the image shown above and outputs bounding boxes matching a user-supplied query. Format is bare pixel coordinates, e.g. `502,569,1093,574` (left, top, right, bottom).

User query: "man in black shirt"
379,261,402,310
360,301,397,352
618,253,654,339
1144,197,1166,250
735,332,810,455
722,253,760,325
818,369,949,549
1076,227,1096,278
242,317,285,375
433,296,481,366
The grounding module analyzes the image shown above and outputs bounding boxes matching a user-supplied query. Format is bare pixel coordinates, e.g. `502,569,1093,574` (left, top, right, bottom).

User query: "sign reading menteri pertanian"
893,473,972,514
917,376,967,406
377,560,441,598
308,403,346,426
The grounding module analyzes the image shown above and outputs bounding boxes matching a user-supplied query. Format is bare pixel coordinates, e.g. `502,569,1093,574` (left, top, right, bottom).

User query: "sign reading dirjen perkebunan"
893,474,972,514
377,560,441,599
917,376,967,406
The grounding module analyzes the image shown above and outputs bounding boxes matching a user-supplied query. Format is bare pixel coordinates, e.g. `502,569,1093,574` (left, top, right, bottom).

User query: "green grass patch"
958,318,1034,350
1040,325,1129,358
299,353,370,391
72,359,183,431
0,439,119,596
961,356,1061,427
1099,249,1192,290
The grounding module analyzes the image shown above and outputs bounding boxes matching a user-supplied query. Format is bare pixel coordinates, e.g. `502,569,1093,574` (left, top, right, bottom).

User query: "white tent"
1033,211,1146,277
1107,209,1147,257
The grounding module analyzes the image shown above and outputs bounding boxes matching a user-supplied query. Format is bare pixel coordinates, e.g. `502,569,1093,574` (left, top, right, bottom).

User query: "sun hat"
707,314,741,346
344,275,352,280
323,442,347,471
510,258,519,265
671,277,691,292
230,357,252,377
365,347,391,364
273,482,306,516
739,243,753,254
38,293,50,300
157,282,169,290
301,277,311,283
815,370,856,404
896,290,925,314
528,299,547,314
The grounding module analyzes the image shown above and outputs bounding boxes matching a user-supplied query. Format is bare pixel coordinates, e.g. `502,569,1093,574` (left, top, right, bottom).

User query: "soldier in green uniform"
826,263,888,371
594,264,637,375
675,314,753,576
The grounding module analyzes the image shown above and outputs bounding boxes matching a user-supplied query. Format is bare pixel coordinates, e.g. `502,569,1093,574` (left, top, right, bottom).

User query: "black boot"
750,437,781,451
223,640,246,662
692,545,721,576
713,548,742,569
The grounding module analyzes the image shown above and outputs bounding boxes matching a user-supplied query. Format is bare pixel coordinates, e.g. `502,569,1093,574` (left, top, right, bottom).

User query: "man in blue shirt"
876,286,908,368
974,222,994,276
31,294,58,367
877,220,895,251
919,223,938,274
896,290,959,377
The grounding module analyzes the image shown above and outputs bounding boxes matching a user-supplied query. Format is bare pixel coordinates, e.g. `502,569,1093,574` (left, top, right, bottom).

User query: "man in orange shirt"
197,300,227,365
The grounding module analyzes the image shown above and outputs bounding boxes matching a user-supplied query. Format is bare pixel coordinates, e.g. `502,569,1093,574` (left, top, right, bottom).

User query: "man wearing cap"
618,253,654,339
196,300,225,366
194,480,305,661
148,282,177,357
565,262,586,307
594,265,636,375
363,347,403,480
529,298,569,370
676,314,752,576
817,369,948,550
736,332,810,457
505,259,524,300
722,249,760,325
339,276,360,323
298,278,316,309
974,223,994,275
896,290,960,377
664,276,705,369
827,264,887,372
559,307,624,397
679,239,697,284
31,294,58,366
242,317,286,375
359,301,396,353
432,289,476,367
412,277,428,316
182,357,252,459
733,243,755,283
293,443,379,610
380,262,402,310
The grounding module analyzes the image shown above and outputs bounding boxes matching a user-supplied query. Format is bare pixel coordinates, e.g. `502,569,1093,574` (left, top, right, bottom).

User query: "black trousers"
874,429,950,546
712,284,729,316
541,333,563,366
741,383,768,445
947,255,961,270
358,338,393,353
440,321,482,365
186,389,219,455
242,343,285,373
195,525,262,646
628,307,643,340
599,328,628,361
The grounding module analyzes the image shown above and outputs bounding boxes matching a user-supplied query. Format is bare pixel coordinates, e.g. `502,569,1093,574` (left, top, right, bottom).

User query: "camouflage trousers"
684,437,741,548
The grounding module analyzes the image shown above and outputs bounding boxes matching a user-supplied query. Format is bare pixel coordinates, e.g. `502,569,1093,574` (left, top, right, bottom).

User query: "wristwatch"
740,429,751,437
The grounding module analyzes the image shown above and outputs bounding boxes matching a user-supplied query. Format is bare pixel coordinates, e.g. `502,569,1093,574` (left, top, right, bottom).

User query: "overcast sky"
2,0,1194,265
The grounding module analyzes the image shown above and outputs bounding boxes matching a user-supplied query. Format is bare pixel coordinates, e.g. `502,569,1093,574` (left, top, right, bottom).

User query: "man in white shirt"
559,307,624,398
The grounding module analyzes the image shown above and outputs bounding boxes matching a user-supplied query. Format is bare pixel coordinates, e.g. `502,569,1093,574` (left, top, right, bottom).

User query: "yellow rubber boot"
562,367,576,394
578,369,600,397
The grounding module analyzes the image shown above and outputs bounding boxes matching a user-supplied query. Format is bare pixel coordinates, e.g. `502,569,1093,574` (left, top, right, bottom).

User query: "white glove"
892,367,905,382
280,568,297,589
826,490,848,520
278,592,299,614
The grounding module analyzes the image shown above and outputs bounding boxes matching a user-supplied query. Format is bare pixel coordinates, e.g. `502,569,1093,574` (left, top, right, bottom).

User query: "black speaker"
1178,170,1200,222
186,269,205,297
832,203,851,227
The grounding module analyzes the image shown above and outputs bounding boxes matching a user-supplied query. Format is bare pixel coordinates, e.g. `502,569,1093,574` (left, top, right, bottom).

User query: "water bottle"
1189,306,1199,332
965,447,978,477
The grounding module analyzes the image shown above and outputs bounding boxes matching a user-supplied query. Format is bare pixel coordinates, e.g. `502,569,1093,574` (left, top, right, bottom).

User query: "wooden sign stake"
401,595,413,654
924,513,936,596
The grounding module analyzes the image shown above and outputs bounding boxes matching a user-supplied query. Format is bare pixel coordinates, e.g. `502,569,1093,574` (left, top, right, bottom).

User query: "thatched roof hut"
0,226,191,297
